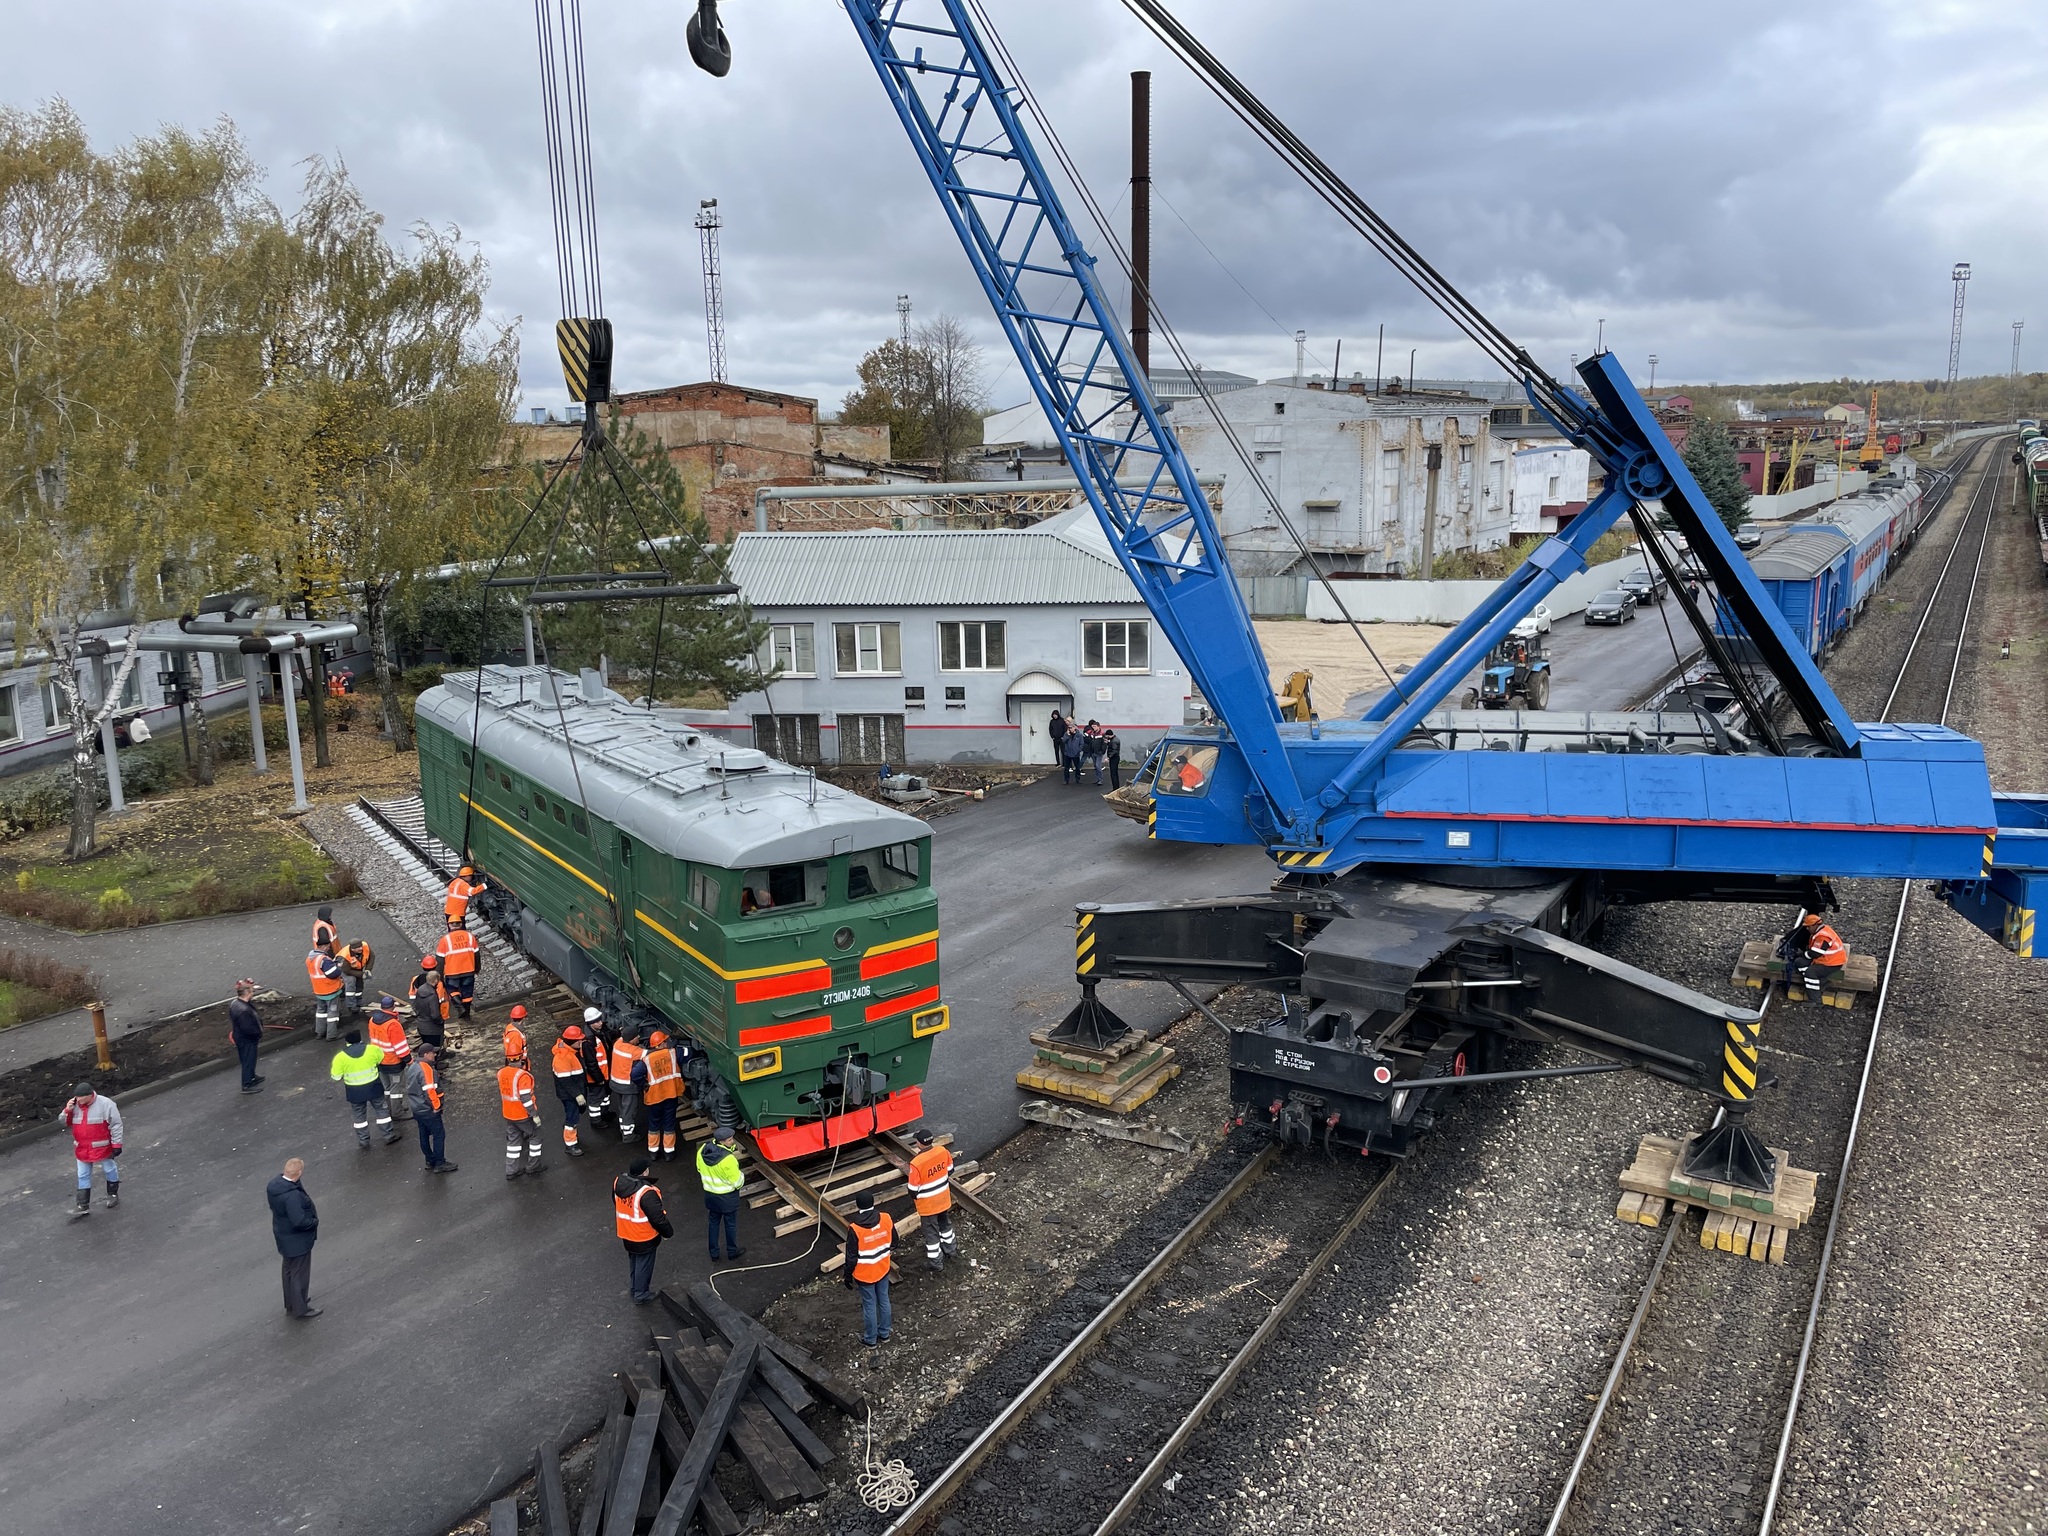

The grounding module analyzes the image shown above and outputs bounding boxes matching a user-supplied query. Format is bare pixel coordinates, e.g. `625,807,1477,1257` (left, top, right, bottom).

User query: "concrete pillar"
242,652,269,774
277,649,309,812
522,611,537,668
92,658,125,816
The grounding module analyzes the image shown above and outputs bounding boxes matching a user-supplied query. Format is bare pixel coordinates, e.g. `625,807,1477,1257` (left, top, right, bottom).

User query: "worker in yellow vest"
637,1030,683,1162
443,865,483,925
329,1029,396,1148
497,1050,544,1179
842,1190,894,1347
365,997,412,1124
906,1128,960,1270
306,945,346,1040
695,1132,746,1263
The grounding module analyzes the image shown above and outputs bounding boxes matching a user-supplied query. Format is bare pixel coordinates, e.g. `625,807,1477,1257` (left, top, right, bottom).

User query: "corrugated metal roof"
726,507,1141,608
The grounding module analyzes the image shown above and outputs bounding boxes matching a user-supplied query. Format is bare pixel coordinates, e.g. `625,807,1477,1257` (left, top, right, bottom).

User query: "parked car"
1509,602,1554,639
1734,522,1764,550
1620,568,1667,603
1583,590,1638,625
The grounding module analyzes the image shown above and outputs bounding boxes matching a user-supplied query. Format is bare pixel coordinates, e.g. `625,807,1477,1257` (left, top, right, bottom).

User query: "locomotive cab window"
1155,743,1220,798
739,861,826,915
689,868,723,914
846,841,922,900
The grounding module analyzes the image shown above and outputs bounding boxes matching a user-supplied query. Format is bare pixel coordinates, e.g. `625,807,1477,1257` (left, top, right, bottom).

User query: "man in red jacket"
62,1082,124,1219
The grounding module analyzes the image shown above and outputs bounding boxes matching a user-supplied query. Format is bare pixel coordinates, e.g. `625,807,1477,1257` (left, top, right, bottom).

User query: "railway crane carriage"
414,666,945,1161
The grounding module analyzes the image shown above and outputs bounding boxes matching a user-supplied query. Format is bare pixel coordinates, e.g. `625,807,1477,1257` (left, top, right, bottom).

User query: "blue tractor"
1473,635,1552,710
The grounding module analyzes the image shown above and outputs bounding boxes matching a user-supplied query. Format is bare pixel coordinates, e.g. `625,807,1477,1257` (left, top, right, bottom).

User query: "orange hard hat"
562,1023,584,1042
509,1005,527,1021
420,954,439,969
459,864,475,877
648,1030,670,1049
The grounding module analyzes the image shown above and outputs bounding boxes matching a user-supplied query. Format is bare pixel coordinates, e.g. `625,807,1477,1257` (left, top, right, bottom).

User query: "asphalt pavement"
0,898,416,1072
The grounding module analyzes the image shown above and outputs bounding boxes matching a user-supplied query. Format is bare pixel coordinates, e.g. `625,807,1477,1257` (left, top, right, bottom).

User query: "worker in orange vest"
337,939,374,1019
550,1023,591,1157
306,944,346,1040
401,1042,457,1174
1783,911,1849,997
409,955,450,1052
498,1049,544,1179
842,1190,894,1347
443,865,483,925
311,905,338,950
503,1003,529,1062
637,1030,683,1161
607,1026,647,1145
906,1128,960,1271
365,996,412,1124
434,919,481,1020
573,1006,612,1123
613,1157,674,1304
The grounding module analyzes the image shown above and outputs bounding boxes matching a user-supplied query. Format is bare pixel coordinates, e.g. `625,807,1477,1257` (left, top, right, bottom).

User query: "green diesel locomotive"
415,665,944,1160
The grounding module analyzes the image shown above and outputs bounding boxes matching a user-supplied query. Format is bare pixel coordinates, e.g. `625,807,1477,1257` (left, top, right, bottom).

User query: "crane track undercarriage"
1065,869,1821,1182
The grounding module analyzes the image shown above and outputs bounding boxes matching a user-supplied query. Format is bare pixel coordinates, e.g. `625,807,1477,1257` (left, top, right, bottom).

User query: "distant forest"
1674,373,2048,424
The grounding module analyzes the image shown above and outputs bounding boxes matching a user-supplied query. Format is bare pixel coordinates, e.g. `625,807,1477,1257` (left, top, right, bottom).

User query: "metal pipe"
90,1001,112,1070
523,584,737,605
1393,1061,1627,1091
752,473,1223,504
242,654,268,774
1130,69,1151,378
177,618,359,652
484,570,668,588
277,650,308,813
522,611,537,668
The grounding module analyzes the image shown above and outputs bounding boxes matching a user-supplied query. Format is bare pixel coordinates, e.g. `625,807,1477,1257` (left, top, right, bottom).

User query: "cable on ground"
855,1403,918,1513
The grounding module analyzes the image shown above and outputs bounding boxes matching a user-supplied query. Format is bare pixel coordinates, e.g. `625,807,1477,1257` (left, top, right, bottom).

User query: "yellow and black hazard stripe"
1982,831,1998,877
1722,1016,1762,1101
2005,905,2035,959
1075,909,1097,976
556,316,614,405
1275,848,1333,869
1146,801,1157,841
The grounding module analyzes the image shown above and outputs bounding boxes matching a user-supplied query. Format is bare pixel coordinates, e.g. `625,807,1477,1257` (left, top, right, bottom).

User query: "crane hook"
687,0,732,76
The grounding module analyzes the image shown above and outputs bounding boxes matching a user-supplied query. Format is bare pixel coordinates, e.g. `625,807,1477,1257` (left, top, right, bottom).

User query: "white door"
1018,701,1056,765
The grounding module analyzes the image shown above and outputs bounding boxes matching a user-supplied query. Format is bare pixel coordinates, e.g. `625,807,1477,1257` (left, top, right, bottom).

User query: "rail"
1540,436,2004,1535
353,793,459,882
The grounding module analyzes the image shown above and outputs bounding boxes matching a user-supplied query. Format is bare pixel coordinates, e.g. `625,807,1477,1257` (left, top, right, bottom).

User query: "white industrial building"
703,507,1196,768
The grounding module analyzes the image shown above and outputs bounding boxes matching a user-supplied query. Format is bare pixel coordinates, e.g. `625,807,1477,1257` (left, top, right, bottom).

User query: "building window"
1380,449,1403,513
938,620,1005,671
838,713,906,765
1083,620,1150,673
1490,406,1522,426
0,685,17,743
39,677,70,735
1304,500,1339,546
118,667,142,710
760,622,815,677
834,622,901,676
753,713,822,764
944,686,966,708
1274,401,1285,415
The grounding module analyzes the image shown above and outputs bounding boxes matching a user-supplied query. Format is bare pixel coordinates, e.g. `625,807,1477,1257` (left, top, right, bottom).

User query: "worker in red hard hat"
503,1003,529,1062
409,954,450,1053
550,1022,590,1157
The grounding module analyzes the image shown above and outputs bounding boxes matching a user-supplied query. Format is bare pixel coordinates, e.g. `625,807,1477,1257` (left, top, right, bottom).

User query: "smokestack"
1130,70,1151,380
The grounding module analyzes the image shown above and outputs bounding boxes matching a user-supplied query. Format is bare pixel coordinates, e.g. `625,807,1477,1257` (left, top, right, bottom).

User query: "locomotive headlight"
738,1047,781,1080
911,1005,949,1038
833,926,855,951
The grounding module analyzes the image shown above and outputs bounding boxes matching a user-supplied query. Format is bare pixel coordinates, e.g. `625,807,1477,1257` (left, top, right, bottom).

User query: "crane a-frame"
682,0,2042,1186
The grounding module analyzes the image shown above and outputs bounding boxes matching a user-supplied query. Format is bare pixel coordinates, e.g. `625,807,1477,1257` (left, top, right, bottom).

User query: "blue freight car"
1727,477,1925,658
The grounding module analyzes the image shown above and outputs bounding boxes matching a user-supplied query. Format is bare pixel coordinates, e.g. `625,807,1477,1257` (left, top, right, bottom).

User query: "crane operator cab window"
739,860,826,915
1155,744,1220,798
846,840,922,901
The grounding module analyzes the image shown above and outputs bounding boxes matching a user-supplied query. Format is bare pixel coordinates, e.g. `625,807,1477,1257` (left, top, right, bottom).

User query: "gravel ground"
1771,452,2048,1536
301,802,525,1005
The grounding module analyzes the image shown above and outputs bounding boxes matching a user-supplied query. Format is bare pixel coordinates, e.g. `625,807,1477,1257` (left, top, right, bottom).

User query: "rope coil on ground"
856,1405,918,1513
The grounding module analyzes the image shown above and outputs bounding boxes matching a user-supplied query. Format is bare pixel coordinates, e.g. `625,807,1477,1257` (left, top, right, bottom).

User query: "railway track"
879,1144,1390,1536
1542,439,2006,1536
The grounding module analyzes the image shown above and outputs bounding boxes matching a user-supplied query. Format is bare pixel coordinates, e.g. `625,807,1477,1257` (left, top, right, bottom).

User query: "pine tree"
1681,417,1751,533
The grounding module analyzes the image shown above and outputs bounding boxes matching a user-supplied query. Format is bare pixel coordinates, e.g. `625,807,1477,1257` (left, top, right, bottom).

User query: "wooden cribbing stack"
1730,940,1879,1009
1015,1026,1181,1114
744,1129,1004,1276
500,1284,865,1535
1614,1133,1820,1264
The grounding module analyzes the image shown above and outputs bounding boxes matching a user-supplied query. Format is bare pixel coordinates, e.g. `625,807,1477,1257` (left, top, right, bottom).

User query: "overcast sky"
8,0,2043,415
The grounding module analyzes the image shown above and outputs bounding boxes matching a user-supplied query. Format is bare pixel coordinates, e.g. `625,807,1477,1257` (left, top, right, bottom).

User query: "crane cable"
534,0,604,320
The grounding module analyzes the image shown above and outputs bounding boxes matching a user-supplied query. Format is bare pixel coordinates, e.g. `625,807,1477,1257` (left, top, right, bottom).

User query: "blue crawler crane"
686,0,2039,1188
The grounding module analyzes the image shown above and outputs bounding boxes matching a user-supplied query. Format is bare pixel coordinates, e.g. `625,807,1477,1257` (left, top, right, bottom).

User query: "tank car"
413,665,945,1160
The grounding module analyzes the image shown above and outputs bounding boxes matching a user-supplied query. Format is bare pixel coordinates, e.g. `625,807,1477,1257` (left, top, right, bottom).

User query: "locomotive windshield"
847,841,921,900
739,860,826,913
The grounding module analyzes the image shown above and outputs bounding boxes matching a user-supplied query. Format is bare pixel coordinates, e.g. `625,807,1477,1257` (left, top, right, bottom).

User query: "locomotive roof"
417,666,929,869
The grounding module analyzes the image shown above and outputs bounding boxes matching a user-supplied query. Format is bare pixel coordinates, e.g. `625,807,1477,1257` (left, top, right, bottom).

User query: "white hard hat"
582,1006,603,1024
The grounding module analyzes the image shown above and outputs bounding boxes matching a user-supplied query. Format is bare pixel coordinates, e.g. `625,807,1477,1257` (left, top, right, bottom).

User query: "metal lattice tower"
696,199,728,384
897,293,912,348
2012,320,2025,416
1945,262,1971,392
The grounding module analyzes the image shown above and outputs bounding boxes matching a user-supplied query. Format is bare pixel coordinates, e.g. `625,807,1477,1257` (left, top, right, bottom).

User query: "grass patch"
0,822,356,931
0,946,97,1028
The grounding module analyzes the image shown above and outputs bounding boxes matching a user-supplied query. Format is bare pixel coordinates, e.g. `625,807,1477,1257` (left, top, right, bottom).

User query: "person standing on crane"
906,1128,960,1271
435,919,481,1021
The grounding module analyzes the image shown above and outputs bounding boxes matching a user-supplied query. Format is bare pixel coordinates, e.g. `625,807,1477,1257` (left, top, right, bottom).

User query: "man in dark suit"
267,1157,321,1319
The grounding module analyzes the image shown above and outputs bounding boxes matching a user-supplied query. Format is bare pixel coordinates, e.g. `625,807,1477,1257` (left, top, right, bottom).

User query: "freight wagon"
1721,477,1924,660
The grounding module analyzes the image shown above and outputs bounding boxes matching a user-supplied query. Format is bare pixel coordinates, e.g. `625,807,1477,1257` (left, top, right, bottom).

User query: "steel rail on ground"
1539,440,2003,1536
